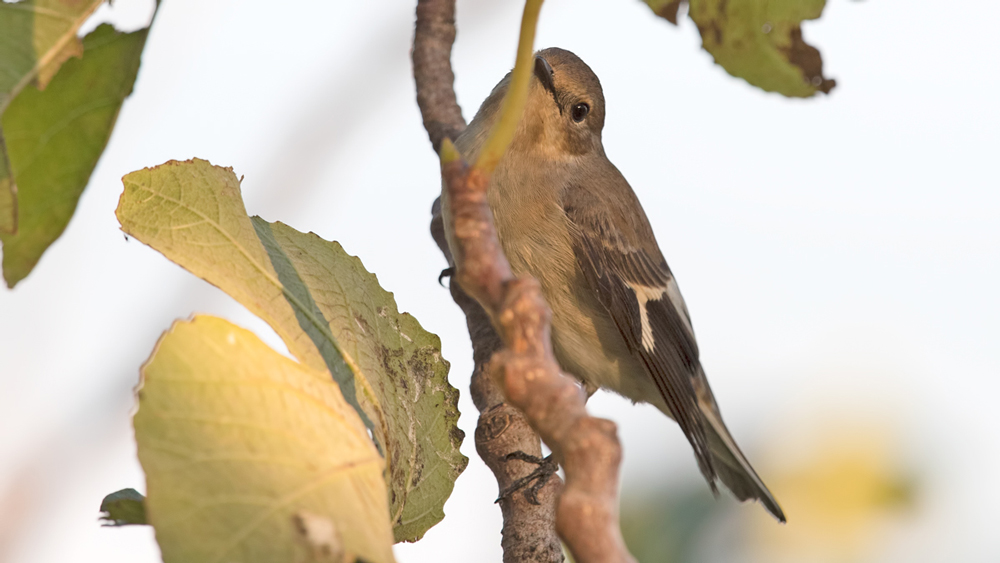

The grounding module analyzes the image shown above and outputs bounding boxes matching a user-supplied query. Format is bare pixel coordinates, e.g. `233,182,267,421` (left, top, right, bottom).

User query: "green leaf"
643,0,835,97
0,0,105,106
0,0,104,234
0,20,153,287
99,488,148,526
135,315,396,563
0,132,14,234
117,159,468,542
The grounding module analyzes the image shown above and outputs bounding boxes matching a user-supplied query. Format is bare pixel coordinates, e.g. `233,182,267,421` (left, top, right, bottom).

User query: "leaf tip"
438,138,463,166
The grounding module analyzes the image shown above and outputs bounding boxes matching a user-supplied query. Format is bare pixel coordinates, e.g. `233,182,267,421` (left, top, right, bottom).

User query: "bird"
444,47,785,522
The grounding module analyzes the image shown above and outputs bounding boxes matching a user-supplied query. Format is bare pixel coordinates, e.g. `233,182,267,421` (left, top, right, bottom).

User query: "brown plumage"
445,47,785,522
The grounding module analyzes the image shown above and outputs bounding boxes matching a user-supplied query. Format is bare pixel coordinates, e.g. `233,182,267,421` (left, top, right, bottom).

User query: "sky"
1,0,998,561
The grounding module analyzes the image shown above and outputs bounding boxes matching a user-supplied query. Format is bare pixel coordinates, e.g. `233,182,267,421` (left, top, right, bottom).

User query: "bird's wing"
561,185,717,485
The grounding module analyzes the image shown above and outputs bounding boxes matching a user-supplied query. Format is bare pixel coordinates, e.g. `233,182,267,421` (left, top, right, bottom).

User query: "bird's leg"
438,266,455,286
496,451,559,505
583,380,599,400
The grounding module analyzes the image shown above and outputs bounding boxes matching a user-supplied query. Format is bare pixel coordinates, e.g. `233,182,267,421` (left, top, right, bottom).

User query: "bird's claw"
496,452,558,505
438,267,455,287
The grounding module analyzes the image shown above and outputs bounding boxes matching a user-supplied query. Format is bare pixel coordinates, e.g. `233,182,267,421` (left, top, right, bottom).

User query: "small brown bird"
447,47,785,521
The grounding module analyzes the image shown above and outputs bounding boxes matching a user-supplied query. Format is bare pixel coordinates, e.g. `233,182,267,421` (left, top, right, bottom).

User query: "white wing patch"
630,277,693,352
631,283,667,352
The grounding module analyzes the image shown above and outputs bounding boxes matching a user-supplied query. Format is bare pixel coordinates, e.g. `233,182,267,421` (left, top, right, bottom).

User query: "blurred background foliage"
621,418,919,562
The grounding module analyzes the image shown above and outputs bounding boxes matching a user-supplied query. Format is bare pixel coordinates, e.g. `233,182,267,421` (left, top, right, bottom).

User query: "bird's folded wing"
563,195,717,485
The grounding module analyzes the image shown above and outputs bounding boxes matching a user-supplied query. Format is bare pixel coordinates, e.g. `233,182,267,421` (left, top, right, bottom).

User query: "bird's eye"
571,103,590,122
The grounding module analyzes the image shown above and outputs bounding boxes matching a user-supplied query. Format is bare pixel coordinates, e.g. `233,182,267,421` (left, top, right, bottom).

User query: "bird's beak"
534,55,556,98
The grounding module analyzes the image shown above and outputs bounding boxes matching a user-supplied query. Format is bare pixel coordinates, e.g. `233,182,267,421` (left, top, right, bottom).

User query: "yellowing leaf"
118,160,371,433
117,159,467,541
135,315,395,563
643,0,835,97
1,23,152,286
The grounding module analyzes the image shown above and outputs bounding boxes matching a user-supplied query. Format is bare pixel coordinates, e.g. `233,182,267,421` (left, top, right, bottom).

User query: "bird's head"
524,47,606,158
461,48,606,162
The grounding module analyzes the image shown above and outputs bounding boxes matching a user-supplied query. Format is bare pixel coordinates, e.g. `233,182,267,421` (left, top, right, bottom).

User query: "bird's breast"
486,170,657,408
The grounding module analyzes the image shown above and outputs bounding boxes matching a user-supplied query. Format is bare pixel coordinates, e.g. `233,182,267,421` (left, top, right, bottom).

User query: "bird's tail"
694,372,786,522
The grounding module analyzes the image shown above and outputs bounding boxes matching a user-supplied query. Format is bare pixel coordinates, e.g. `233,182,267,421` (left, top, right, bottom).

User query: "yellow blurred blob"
750,420,917,563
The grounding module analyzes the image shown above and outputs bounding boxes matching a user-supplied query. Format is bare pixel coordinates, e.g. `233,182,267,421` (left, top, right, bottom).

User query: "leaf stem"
472,0,544,175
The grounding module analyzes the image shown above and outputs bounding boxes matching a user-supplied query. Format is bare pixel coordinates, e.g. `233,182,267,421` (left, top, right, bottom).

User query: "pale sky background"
1,0,998,562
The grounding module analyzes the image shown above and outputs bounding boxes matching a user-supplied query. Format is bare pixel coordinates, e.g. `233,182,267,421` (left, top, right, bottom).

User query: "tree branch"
416,1,564,561
416,0,635,559
413,0,466,152
440,144,635,562
416,0,634,560
430,201,564,562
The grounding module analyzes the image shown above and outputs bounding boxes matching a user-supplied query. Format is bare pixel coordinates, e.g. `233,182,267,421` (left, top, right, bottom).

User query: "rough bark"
430,200,564,562
412,0,466,152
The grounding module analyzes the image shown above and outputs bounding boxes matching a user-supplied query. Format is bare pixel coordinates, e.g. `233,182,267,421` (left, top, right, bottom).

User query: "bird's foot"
496,452,559,505
438,267,455,287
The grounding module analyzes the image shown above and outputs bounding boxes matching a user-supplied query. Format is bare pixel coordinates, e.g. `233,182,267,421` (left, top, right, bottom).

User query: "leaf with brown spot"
252,219,469,541
643,0,835,97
